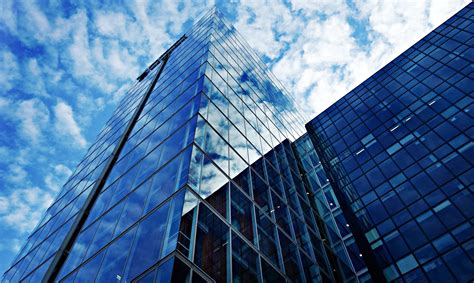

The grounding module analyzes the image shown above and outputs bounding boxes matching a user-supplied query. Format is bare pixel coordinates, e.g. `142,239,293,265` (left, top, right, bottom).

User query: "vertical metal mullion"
226,184,232,283
188,200,199,262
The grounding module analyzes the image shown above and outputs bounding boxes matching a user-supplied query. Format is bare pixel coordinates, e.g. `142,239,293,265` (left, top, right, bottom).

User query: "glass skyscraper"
2,3,473,283
307,3,473,282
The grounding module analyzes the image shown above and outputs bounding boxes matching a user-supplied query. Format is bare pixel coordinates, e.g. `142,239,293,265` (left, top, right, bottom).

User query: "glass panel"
202,120,229,175
95,227,136,282
170,257,191,282
256,208,279,267
145,153,185,214
206,183,227,219
233,168,251,195
125,201,171,280
199,154,228,199
278,230,304,282
194,204,229,282
231,184,255,243
73,251,104,282
177,190,199,258
84,201,125,260
231,232,258,282
252,171,271,214
396,254,418,274
114,184,149,236
261,258,285,283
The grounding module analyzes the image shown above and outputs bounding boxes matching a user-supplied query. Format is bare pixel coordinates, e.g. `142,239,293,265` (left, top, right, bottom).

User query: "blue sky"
0,0,468,273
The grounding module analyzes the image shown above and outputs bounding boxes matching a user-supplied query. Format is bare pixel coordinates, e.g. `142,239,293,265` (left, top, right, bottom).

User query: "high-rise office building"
2,3,473,283
1,9,355,283
307,3,473,282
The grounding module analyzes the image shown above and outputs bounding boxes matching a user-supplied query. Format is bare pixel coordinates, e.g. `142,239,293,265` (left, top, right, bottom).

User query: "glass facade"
3,3,473,283
165,11,355,283
3,8,211,282
293,134,369,281
1,45,165,283
307,3,473,282
2,8,344,283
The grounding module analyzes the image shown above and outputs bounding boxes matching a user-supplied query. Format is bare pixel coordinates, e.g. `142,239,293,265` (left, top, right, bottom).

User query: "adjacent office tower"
2,3,473,283
307,3,473,282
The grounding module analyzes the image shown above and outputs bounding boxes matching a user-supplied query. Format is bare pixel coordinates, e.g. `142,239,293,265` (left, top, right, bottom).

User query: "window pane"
126,201,171,280
194,204,229,282
256,208,279,267
95,227,136,282
261,258,285,283
232,232,258,282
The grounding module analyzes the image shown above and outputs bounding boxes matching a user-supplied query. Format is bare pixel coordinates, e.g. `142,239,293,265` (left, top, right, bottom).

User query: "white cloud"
428,0,468,27
235,0,301,60
54,164,72,176
290,0,348,16
95,11,128,36
54,101,87,148
3,2,52,45
0,0,17,34
272,7,362,115
94,11,141,41
269,0,470,117
23,58,49,97
16,99,50,145
22,1,50,38
0,187,54,234
0,197,9,214
355,0,431,52
6,164,28,184
76,93,106,125
0,146,11,164
0,48,20,92
67,11,95,78
44,164,72,192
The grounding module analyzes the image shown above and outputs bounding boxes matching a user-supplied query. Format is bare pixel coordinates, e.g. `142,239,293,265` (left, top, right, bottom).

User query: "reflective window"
194,204,229,282
231,232,259,282
231,184,255,243
126,201,171,279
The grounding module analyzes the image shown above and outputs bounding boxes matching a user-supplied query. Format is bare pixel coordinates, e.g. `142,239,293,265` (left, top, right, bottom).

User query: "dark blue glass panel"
231,232,258,282
194,204,228,282
125,201,171,280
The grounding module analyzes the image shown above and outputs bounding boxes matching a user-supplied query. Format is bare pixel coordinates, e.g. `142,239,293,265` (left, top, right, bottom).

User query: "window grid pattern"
2,9,216,283
171,13,350,283
2,60,160,283
307,4,473,282
209,11,307,141
55,12,216,282
294,134,369,281
5,5,472,283
180,141,341,282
